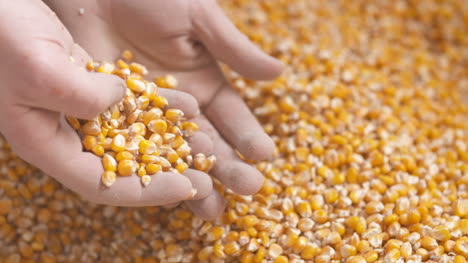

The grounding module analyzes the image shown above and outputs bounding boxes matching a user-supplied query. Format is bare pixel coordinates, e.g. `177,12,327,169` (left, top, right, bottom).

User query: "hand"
44,0,284,219
0,0,216,210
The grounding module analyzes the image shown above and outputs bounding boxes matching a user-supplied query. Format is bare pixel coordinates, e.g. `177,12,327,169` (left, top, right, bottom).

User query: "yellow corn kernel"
431,226,450,241
242,215,258,228
362,251,378,262
142,108,163,125
296,202,312,217
313,209,328,224
347,166,359,183
407,209,421,224
213,243,225,258
295,147,309,161
154,74,178,89
116,151,133,162
223,241,240,256
111,134,126,152
207,226,224,241
129,123,146,137
226,231,239,242
301,244,319,260
165,109,184,124
163,133,176,144
312,143,324,156
279,96,297,113
384,239,402,252
116,59,129,70
197,246,213,261
459,219,468,235
170,135,185,149
166,150,179,164
346,256,366,263
129,62,148,75
240,252,254,263
97,62,114,74
101,171,116,187
400,242,412,258
340,244,357,258
254,246,265,263
102,154,117,172
331,135,347,145
117,159,137,176
137,165,146,177
141,154,158,164
83,136,97,151
293,236,308,253
142,83,158,100
194,153,209,171
121,50,133,61
180,121,199,136
347,216,367,234
330,172,346,185
273,256,288,263
86,61,96,71
455,199,468,218
153,96,168,108
140,175,151,187
384,249,401,262
136,96,150,111
66,116,81,130
454,255,467,263
147,119,168,135
139,140,157,155
454,237,468,258
146,164,162,175
126,77,146,93
175,162,188,174
91,145,104,157
324,189,338,203
148,133,163,147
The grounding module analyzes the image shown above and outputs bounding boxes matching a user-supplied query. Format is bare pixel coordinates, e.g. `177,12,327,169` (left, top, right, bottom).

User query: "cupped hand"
0,0,217,210
27,0,283,219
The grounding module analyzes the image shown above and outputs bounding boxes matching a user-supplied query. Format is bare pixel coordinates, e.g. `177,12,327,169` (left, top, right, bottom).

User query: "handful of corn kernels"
67,50,215,188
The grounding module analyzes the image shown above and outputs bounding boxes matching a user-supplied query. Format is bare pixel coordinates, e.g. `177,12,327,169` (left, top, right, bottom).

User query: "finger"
107,173,193,206
194,116,264,195
19,43,125,120
158,88,200,118
185,190,226,221
192,0,283,80
0,108,194,206
183,169,213,200
187,131,214,156
204,83,274,160
70,43,93,68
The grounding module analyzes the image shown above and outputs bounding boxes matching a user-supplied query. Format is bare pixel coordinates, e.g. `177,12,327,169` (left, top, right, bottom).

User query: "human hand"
0,0,216,209
43,0,283,219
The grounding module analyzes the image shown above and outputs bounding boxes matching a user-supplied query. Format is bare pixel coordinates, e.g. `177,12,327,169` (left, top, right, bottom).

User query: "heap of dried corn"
67,53,214,189
1,0,468,262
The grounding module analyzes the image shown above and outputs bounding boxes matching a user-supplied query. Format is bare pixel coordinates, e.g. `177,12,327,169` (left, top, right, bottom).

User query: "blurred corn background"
1,0,468,262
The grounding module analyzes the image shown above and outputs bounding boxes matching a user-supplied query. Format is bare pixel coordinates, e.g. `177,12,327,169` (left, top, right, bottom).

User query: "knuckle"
14,50,56,99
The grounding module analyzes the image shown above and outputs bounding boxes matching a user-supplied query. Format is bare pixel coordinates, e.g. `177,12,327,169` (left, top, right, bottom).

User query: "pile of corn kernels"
68,56,214,189
1,0,468,262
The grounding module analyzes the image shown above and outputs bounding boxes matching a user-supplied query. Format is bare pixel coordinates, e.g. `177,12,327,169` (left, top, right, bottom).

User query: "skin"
0,0,283,220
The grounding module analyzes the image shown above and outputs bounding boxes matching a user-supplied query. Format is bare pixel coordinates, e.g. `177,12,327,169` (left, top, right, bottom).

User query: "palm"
45,0,283,218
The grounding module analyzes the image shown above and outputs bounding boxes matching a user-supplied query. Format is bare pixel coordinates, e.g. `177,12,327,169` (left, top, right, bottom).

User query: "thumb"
191,0,283,80
19,44,125,120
